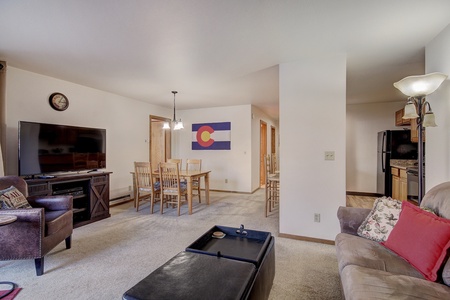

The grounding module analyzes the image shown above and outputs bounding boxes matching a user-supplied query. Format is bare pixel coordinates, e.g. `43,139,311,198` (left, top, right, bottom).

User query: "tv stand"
25,172,112,228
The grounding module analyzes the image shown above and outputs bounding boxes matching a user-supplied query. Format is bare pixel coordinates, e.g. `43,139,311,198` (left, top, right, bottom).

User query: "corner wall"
425,24,450,190
279,55,346,241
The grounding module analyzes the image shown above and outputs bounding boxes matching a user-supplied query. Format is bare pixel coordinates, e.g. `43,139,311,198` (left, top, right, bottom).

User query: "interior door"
260,121,267,187
150,115,171,171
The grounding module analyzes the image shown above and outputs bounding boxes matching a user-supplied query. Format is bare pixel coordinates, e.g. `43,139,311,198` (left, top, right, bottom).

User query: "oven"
406,167,419,202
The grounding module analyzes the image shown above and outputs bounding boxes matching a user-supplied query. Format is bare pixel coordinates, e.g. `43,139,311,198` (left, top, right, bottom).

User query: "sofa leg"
35,257,44,276
65,235,72,249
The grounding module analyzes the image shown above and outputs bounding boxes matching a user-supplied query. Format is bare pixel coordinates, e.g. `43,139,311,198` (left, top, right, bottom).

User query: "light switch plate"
325,151,335,161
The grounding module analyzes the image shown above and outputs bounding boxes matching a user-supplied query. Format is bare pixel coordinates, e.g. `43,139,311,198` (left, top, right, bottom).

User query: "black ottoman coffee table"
123,225,275,300
122,251,256,300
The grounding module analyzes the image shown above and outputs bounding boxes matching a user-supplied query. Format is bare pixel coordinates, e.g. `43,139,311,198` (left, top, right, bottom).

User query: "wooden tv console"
25,172,111,228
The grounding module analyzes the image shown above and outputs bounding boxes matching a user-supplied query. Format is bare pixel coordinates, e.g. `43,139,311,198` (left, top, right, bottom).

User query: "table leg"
186,177,193,215
132,173,137,207
205,173,210,205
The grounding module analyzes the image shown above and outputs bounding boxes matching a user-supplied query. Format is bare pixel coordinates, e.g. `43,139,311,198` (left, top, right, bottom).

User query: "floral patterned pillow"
357,197,402,242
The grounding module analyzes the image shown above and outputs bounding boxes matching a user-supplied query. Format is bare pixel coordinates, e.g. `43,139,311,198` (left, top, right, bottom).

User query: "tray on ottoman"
122,251,256,300
186,225,272,267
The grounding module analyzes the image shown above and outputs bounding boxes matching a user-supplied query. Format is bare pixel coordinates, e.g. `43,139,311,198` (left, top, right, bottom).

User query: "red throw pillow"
382,201,450,281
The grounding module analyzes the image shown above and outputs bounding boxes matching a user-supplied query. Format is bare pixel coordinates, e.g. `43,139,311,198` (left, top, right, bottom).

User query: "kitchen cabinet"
391,167,407,201
395,109,411,126
410,118,426,143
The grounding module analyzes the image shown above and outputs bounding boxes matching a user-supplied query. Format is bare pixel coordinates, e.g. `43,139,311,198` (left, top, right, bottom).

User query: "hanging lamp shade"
403,99,419,119
393,73,447,97
423,111,437,127
162,122,170,129
174,121,184,130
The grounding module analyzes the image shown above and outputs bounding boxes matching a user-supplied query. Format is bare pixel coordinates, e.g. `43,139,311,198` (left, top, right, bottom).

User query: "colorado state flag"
192,122,231,150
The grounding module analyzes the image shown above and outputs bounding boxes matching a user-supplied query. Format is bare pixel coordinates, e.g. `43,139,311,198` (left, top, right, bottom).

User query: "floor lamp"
0,142,3,176
393,72,447,204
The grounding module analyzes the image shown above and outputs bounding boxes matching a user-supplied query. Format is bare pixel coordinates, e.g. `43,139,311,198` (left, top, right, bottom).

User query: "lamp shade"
174,121,184,130
403,100,419,119
423,111,437,127
162,122,171,129
393,72,447,97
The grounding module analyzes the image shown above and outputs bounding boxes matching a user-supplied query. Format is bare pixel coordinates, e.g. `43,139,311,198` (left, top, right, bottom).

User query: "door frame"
149,115,171,169
260,121,268,187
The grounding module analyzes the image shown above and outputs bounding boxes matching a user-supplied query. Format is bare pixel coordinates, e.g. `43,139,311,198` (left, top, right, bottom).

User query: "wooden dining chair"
167,158,182,170
265,155,279,217
134,162,161,213
270,153,278,173
186,159,202,203
159,162,187,216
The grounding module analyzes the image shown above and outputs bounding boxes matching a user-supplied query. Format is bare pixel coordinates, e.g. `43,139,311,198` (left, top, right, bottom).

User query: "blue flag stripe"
192,122,231,131
192,141,231,150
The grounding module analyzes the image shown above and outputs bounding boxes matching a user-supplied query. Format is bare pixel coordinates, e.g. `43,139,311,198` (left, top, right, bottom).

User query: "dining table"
131,169,211,215
177,169,211,215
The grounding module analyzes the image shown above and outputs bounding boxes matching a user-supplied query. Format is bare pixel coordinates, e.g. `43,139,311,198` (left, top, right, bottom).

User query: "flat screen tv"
18,121,106,176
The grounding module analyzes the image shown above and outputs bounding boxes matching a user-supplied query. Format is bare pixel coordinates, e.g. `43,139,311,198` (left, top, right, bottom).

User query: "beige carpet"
0,189,343,300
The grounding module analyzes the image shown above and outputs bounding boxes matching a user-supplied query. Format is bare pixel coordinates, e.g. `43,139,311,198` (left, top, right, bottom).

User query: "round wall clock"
49,92,69,111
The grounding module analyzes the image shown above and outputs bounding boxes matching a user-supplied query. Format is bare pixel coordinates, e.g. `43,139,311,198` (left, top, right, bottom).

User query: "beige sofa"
335,182,450,299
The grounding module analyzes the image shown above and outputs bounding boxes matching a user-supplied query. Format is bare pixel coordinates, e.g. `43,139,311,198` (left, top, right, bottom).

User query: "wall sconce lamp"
163,91,184,130
393,72,448,204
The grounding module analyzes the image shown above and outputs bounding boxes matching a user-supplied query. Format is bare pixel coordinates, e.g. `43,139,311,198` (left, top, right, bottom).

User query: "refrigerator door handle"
381,132,386,172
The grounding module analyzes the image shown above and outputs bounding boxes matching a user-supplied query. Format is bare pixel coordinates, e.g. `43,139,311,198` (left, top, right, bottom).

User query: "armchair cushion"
0,186,32,209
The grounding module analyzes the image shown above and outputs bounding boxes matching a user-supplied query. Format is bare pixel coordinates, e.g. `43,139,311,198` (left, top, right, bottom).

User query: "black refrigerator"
377,130,418,197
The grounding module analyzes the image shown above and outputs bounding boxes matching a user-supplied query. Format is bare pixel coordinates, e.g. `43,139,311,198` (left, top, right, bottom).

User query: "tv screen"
19,121,106,176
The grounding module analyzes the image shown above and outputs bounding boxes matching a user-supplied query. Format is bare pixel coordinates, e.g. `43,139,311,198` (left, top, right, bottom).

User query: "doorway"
271,126,276,155
260,121,267,187
149,115,171,170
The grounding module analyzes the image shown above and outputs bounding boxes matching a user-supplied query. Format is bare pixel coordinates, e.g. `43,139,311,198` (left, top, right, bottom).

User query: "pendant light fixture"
163,91,184,130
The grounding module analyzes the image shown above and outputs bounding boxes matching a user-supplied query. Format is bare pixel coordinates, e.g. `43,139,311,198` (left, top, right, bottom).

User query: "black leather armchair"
0,176,73,275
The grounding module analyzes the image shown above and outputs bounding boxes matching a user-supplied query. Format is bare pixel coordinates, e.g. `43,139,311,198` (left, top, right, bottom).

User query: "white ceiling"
1,1,450,120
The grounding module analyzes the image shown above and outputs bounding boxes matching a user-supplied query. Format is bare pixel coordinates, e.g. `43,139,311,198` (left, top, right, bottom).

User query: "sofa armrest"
337,206,371,235
27,195,73,211
0,208,44,259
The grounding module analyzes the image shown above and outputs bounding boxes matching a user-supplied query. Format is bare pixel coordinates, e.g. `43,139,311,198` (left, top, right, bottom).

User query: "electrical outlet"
128,185,132,191
225,179,228,183
324,151,335,161
314,213,321,223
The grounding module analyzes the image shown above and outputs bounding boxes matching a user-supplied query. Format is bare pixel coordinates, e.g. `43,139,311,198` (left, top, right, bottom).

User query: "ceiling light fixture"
393,72,447,204
163,91,184,130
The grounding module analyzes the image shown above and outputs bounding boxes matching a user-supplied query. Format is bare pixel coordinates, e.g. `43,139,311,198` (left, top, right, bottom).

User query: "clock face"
49,93,69,111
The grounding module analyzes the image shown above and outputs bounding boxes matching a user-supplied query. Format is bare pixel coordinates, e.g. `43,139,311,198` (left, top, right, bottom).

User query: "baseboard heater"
109,194,132,206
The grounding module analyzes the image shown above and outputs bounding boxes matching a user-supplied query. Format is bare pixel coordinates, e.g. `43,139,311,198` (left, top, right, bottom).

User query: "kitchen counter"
390,159,417,170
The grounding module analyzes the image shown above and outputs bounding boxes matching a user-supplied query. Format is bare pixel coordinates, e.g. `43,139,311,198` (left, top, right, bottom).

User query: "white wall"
173,105,253,192
279,55,346,241
346,101,405,193
5,67,171,198
425,24,450,190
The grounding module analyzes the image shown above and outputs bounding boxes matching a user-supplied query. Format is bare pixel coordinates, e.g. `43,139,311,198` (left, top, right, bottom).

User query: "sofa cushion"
357,197,402,242
382,201,450,281
0,186,32,209
341,264,450,300
335,233,424,279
